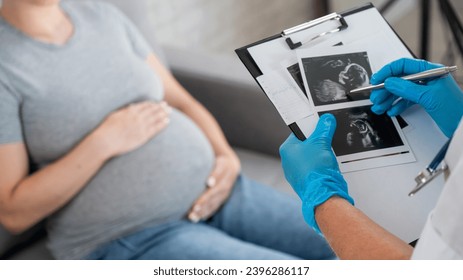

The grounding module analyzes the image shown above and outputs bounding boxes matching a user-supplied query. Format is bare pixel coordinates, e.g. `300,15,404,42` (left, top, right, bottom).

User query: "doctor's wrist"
299,170,354,234
314,196,354,233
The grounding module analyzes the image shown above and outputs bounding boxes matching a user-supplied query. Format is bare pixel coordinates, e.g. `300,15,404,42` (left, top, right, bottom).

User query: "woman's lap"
86,175,335,260
87,221,297,260
206,175,334,260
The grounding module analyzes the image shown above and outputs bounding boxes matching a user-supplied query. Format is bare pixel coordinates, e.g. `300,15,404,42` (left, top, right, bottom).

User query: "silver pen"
349,65,458,94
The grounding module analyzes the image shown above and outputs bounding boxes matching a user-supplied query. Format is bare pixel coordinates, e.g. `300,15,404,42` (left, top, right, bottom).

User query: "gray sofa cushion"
166,48,289,156
235,148,292,195
0,226,15,255
4,237,53,260
0,223,45,258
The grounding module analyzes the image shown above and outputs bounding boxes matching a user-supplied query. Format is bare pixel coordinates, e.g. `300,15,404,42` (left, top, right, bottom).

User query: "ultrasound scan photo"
302,52,373,106
319,105,404,156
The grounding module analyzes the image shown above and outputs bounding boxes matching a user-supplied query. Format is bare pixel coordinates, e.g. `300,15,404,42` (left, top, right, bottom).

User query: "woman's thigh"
206,175,335,260
87,221,298,260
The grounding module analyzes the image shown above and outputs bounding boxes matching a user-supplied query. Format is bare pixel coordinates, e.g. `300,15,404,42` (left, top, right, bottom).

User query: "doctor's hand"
188,151,241,223
279,114,354,233
370,58,463,137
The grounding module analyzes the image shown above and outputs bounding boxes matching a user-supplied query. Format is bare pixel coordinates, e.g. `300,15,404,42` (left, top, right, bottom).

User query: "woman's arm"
0,138,109,233
0,102,169,233
146,54,240,221
316,197,413,259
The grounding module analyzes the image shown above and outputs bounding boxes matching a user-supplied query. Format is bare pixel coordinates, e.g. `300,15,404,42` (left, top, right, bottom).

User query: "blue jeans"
86,175,335,260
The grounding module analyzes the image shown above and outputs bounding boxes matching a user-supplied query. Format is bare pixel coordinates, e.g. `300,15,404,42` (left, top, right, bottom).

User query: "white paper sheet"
256,70,313,125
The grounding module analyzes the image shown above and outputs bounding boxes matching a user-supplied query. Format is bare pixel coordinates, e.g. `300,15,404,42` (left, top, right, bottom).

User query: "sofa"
0,0,293,260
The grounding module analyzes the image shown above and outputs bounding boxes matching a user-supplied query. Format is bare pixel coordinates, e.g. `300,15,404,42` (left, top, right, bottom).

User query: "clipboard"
236,3,413,141
235,3,448,243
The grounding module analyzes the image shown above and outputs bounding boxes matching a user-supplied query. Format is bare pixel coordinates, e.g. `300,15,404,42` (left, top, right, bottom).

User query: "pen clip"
409,163,447,197
409,138,451,197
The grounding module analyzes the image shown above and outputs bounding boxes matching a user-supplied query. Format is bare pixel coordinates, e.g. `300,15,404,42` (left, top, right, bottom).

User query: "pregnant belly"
48,110,214,233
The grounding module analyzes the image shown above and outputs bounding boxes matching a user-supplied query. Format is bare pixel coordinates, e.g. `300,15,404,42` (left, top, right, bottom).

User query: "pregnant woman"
0,0,334,260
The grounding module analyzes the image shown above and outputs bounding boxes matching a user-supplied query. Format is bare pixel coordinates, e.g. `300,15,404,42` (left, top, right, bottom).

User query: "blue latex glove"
370,58,463,137
279,114,354,233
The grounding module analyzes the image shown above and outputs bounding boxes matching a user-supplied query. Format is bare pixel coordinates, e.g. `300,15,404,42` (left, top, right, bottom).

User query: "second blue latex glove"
370,58,463,137
280,114,354,233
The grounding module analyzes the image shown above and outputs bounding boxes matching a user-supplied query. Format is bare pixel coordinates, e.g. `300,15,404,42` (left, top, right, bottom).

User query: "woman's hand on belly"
93,101,171,158
188,151,241,222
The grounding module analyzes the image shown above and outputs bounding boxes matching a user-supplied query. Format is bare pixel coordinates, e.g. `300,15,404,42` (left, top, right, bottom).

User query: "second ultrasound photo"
319,105,404,157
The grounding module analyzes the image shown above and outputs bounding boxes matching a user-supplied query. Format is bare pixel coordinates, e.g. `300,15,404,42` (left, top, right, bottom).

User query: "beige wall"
147,0,421,57
148,0,314,56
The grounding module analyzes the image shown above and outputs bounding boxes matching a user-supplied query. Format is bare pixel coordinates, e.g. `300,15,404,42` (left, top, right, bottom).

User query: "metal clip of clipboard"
282,13,348,50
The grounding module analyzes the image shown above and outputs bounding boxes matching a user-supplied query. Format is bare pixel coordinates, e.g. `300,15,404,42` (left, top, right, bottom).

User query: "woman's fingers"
207,158,226,188
188,184,229,222
188,154,240,223
188,169,233,222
